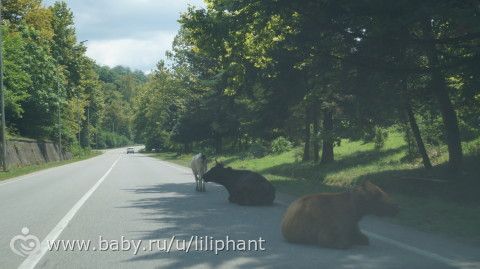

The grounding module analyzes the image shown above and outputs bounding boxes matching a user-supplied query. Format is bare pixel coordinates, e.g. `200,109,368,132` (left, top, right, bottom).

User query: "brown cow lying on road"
281,181,399,249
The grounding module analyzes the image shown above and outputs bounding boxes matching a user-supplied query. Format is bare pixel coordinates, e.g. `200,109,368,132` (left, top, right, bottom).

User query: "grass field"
151,132,480,243
0,150,102,182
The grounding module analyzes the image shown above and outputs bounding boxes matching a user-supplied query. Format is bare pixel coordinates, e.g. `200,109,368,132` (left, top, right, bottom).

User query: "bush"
374,128,389,150
69,143,91,158
248,141,269,158
420,117,444,146
271,136,293,154
465,140,480,156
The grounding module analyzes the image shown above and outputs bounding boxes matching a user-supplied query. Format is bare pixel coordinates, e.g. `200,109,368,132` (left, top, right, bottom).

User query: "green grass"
151,133,480,243
0,150,102,182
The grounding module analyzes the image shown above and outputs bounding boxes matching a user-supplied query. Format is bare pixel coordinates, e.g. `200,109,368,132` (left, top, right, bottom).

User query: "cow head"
354,181,399,217
203,163,230,184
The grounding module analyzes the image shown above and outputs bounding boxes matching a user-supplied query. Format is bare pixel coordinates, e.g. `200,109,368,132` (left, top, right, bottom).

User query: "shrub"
465,140,480,156
248,141,269,158
420,117,444,146
69,143,91,157
374,128,388,150
271,136,293,154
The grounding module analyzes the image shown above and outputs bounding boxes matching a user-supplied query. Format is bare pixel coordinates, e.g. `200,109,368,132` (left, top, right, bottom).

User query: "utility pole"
87,105,90,147
0,5,7,172
78,112,81,144
57,81,62,153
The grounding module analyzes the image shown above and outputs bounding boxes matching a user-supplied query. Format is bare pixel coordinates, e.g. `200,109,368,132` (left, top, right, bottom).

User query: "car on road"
126,147,135,154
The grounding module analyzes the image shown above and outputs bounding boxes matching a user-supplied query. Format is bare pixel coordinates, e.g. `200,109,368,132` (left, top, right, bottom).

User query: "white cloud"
43,0,206,72
86,31,175,72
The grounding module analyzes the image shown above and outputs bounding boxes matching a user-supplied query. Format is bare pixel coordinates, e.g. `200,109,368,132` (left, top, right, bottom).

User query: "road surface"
0,148,479,269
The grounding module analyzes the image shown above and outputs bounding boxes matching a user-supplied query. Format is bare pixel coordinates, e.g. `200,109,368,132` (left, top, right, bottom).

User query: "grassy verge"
0,150,102,182
150,133,480,243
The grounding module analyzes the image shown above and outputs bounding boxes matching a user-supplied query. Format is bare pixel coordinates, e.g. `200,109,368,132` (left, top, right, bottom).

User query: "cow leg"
194,174,199,191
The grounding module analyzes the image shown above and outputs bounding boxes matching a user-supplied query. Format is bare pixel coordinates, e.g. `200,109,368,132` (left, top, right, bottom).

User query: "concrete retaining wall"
5,139,72,168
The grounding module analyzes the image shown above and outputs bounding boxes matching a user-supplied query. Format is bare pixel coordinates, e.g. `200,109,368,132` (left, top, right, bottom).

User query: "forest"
2,0,145,154
134,0,480,173
2,0,479,174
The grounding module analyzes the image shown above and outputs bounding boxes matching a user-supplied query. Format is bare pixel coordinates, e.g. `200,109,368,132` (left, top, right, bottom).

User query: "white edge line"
151,158,473,268
18,157,120,269
278,200,464,267
0,153,104,187
362,231,460,267
278,199,462,266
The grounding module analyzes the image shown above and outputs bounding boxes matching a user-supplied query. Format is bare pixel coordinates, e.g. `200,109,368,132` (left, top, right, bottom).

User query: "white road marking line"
18,157,120,269
279,200,469,267
362,231,463,267
0,154,103,187
0,174,38,186
279,199,466,267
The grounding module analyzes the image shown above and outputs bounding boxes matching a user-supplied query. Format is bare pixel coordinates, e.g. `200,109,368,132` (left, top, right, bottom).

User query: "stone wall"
5,139,72,168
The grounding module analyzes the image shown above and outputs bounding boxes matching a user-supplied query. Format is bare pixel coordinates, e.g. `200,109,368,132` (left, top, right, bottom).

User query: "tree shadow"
358,154,480,205
118,182,407,268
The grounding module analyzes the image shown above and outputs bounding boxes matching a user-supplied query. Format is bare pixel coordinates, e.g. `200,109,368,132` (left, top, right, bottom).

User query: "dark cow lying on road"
281,181,399,249
203,163,275,206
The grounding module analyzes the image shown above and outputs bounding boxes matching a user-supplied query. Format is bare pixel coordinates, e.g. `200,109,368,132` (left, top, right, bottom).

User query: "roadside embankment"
5,138,72,168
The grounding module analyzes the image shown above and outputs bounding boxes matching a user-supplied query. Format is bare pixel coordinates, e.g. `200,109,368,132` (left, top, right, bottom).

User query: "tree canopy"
2,0,145,150
134,0,480,172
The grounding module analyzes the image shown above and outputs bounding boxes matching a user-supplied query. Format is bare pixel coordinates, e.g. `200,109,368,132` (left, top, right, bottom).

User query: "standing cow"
203,163,275,206
191,153,208,192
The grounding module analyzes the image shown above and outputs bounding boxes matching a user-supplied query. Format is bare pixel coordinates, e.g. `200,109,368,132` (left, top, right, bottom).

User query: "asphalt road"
0,148,479,269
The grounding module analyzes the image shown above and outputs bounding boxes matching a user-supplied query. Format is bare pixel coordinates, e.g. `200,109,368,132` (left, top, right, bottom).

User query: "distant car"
126,147,135,154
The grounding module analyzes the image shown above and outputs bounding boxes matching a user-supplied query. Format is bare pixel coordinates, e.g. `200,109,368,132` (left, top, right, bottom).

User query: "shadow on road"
119,182,415,269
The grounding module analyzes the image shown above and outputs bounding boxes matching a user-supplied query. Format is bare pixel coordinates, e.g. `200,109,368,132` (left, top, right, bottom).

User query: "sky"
43,0,206,73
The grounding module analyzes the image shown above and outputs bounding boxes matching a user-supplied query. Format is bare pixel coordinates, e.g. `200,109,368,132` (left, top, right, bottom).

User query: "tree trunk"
233,131,239,153
423,20,463,171
215,134,222,154
303,105,311,162
321,110,334,163
405,102,432,169
313,103,320,162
